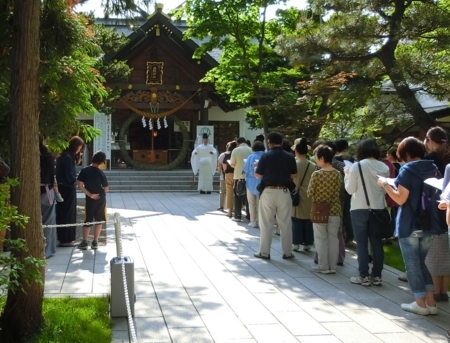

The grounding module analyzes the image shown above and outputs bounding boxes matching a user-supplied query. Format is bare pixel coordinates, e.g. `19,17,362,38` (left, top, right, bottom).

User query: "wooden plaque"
146,62,164,85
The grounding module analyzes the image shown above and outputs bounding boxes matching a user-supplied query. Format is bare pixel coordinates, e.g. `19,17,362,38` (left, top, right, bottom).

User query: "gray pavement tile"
392,318,448,343
332,282,384,300
111,330,130,343
169,327,214,343
314,291,370,311
201,313,253,341
253,292,303,312
374,332,428,343
134,316,171,342
299,301,352,322
135,296,163,318
245,323,301,343
341,309,406,333
161,305,204,328
135,281,156,297
322,322,384,343
294,277,340,293
273,311,330,336
155,288,193,306
296,336,342,343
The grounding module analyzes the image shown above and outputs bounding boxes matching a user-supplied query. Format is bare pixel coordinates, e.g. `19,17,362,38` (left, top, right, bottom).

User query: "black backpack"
409,179,446,233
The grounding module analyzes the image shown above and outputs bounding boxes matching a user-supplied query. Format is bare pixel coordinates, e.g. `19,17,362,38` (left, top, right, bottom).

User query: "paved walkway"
44,192,450,343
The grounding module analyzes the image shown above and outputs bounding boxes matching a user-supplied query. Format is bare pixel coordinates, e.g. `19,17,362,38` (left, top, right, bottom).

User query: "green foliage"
0,297,112,342
0,179,45,296
277,0,450,130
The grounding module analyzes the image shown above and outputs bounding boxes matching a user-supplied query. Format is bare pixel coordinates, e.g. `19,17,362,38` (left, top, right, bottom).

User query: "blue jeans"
351,210,384,278
292,217,313,245
399,231,434,298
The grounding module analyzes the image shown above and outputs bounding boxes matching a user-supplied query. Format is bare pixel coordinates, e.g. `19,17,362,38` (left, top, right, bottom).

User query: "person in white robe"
191,134,217,193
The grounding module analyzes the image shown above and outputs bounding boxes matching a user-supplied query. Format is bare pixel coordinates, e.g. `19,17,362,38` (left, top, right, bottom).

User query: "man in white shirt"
230,137,252,221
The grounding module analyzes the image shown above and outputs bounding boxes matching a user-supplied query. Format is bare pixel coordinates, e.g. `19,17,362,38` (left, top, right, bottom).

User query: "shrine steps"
100,169,220,193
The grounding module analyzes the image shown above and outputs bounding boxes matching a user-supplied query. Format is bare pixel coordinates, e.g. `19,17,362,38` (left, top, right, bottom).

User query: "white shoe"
426,302,438,315
303,245,311,252
292,244,300,252
401,301,430,315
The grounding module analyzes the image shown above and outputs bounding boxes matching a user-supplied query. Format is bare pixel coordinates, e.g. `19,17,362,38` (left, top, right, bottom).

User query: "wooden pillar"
199,89,209,125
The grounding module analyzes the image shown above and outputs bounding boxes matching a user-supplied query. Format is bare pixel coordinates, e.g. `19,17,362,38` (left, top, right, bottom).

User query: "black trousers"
233,179,249,220
56,185,77,244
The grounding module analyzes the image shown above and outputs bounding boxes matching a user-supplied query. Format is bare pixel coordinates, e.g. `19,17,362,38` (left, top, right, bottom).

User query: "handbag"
310,202,331,223
235,179,246,196
358,163,392,238
292,163,310,206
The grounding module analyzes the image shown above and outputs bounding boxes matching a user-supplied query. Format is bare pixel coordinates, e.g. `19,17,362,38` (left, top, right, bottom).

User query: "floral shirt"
307,169,343,216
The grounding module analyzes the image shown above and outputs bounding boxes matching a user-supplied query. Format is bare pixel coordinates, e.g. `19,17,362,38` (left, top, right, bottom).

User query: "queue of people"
215,128,450,320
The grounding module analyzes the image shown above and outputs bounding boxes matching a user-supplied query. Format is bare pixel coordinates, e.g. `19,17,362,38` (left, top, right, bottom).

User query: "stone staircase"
100,169,220,193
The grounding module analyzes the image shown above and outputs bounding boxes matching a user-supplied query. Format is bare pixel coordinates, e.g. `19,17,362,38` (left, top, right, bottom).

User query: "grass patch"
36,297,112,343
383,242,405,272
0,296,112,342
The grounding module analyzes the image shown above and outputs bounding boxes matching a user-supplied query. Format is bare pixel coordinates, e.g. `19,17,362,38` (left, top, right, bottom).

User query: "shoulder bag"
292,163,310,206
358,163,392,238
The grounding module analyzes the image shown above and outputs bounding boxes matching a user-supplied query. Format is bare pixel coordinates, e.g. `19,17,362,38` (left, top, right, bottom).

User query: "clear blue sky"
76,0,307,18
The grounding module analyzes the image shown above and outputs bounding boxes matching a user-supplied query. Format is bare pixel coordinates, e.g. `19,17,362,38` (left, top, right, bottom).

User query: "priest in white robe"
191,133,217,194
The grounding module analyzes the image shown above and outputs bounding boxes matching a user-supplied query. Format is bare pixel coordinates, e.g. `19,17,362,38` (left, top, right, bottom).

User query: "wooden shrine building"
95,4,261,170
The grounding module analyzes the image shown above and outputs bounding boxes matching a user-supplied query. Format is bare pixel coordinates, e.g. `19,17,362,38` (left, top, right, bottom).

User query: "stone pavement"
44,192,450,343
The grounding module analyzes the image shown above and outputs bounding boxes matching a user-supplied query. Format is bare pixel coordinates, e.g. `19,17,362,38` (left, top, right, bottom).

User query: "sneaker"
282,254,295,260
426,302,438,315
398,272,407,282
78,241,88,250
254,252,270,260
311,266,334,274
91,241,98,250
274,229,280,236
401,301,430,316
292,244,300,252
248,222,258,228
303,245,311,252
55,193,64,202
350,276,371,287
370,276,382,286
232,217,242,222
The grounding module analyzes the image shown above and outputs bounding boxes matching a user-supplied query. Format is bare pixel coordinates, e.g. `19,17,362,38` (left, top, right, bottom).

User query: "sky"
76,0,307,18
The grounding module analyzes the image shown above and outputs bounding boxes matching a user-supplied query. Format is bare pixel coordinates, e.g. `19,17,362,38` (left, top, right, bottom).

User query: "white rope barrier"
42,220,108,228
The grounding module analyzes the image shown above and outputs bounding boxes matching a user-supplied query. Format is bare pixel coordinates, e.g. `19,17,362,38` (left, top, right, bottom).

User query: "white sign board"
93,112,111,160
196,125,214,146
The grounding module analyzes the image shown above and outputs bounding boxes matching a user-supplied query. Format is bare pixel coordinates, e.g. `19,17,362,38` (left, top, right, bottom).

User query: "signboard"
93,112,111,160
196,125,214,146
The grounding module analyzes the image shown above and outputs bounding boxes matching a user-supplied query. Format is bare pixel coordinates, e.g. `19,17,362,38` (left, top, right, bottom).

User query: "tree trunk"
378,50,436,130
0,0,44,341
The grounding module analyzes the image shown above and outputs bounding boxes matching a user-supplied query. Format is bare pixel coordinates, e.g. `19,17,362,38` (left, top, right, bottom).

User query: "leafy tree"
277,0,450,131
0,0,134,340
181,0,304,138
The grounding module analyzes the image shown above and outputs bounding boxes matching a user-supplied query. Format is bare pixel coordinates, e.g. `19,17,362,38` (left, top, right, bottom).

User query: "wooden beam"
109,83,211,91
111,101,202,110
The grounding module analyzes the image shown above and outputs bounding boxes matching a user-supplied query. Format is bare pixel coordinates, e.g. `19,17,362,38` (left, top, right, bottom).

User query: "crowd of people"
214,127,450,320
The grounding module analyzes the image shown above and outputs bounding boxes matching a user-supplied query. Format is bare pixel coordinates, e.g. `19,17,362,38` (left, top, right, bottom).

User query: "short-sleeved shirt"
230,144,252,179
307,169,342,216
256,147,297,186
77,166,109,199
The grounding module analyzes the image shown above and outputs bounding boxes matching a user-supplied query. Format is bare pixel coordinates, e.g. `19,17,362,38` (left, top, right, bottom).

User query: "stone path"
44,192,450,343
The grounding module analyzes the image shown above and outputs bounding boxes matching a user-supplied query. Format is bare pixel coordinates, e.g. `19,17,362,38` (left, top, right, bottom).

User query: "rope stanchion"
113,213,138,343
